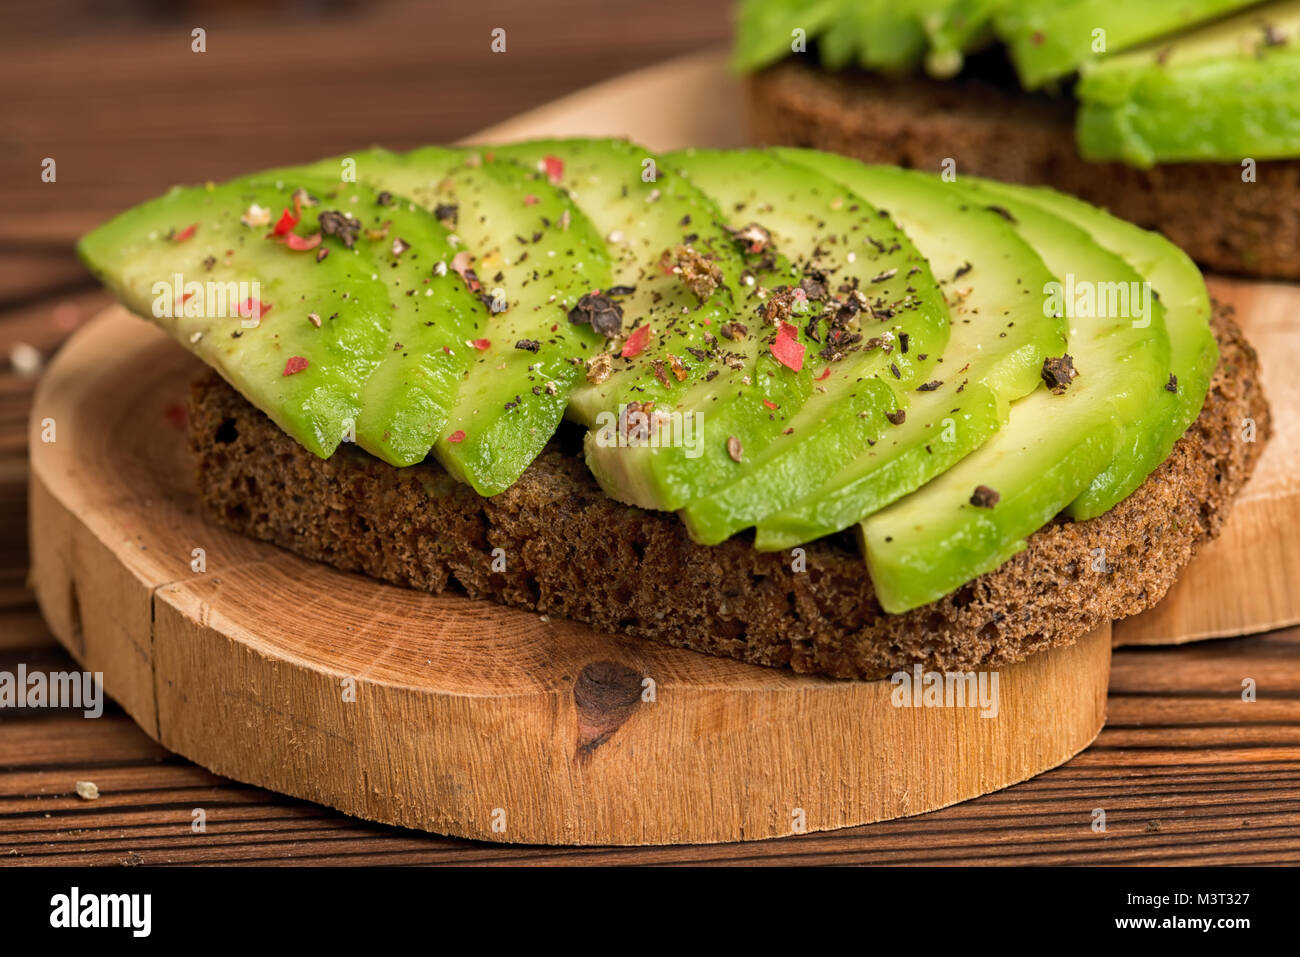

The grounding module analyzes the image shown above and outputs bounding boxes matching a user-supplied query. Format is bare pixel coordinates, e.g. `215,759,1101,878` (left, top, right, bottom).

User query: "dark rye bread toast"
747,59,1300,282
190,307,1269,680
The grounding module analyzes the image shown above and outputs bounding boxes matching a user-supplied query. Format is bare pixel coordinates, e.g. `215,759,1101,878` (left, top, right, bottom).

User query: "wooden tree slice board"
28,309,1111,845
475,50,1300,647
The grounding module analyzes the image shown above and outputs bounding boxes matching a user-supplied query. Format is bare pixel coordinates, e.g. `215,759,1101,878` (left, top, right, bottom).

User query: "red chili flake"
770,321,805,372
446,430,467,444
285,232,322,252
814,366,832,382
441,345,452,354
173,223,198,243
542,155,564,185
550,323,558,332
523,194,539,206
282,356,309,376
472,338,491,350
762,400,778,410
236,298,273,320
271,207,300,236
1031,30,1045,46
621,324,653,358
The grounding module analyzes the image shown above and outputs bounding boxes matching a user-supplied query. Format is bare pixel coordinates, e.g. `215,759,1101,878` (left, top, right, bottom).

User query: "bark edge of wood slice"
28,308,1111,845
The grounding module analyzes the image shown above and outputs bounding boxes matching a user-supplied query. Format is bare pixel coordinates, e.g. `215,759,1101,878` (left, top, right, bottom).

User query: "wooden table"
2,0,1298,865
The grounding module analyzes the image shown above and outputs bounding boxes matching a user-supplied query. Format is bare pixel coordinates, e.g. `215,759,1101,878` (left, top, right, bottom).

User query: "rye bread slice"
747,59,1300,282
190,307,1269,680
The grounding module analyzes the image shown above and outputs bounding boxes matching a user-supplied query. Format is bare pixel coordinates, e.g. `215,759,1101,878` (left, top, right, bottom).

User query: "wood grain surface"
2,0,1298,864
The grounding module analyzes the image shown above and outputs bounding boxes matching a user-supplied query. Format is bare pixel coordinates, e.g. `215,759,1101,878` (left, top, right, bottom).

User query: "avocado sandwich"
77,140,1269,679
739,0,1300,280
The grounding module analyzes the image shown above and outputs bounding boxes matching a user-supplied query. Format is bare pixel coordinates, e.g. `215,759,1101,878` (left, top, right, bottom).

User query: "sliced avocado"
339,189,489,467
854,0,935,73
973,180,1216,519
864,392,1121,612
741,153,1064,551
666,148,951,542
818,1,876,70
732,0,846,72
861,180,1172,613
78,175,422,460
995,0,1260,89
578,231,803,512
419,156,612,495
819,0,934,74
733,0,951,74
1077,1,1300,166
492,138,811,519
488,138,749,426
752,383,1003,550
924,0,1003,77
291,147,615,495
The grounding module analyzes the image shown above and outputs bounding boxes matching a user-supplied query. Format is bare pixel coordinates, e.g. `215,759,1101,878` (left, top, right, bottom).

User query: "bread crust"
190,308,1269,680
747,60,1300,282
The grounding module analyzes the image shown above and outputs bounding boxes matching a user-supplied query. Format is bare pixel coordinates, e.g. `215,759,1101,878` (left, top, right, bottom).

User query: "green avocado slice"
488,138,749,423
732,0,846,73
271,148,497,467
423,156,611,495
924,0,1003,77
861,180,1172,613
77,175,426,460
491,138,790,517
994,0,1259,89
1076,1,1300,166
661,148,950,531
818,0,878,70
738,153,1065,551
818,0,934,74
854,0,934,73
735,0,975,75
972,180,1217,519
286,147,614,495
335,189,488,467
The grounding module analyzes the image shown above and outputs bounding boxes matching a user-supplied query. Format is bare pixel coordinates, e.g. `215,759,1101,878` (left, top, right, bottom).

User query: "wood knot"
573,660,644,757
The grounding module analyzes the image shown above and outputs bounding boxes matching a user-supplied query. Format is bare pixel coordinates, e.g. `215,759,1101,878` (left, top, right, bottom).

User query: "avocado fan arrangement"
77,138,1222,620
737,0,1300,166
